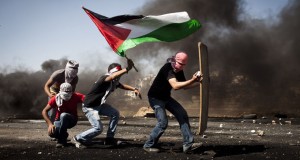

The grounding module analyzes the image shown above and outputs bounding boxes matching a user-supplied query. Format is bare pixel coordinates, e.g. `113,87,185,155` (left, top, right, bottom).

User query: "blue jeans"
144,97,194,149
48,108,57,123
52,113,77,143
75,103,119,142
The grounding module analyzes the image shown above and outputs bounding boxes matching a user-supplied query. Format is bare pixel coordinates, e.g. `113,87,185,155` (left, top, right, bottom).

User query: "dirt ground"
1,116,300,160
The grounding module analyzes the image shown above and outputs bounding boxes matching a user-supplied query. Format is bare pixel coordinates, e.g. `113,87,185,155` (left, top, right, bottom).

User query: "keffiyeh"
65,60,79,83
55,83,73,109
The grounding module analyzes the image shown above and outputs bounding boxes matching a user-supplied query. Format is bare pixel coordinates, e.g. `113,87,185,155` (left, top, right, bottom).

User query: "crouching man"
42,82,85,148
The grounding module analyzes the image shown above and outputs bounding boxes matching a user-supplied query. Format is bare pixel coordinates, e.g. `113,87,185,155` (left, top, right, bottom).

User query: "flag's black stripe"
83,7,143,25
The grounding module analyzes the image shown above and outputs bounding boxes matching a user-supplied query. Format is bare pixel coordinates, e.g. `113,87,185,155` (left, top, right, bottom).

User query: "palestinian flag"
83,7,201,57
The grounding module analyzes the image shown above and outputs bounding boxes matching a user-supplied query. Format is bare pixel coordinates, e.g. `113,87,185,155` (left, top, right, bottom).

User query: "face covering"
65,60,79,83
55,83,73,109
55,91,73,110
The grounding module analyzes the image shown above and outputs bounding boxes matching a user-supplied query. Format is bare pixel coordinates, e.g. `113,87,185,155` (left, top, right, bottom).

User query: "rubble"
242,114,257,119
257,130,265,136
1,117,300,159
133,107,155,118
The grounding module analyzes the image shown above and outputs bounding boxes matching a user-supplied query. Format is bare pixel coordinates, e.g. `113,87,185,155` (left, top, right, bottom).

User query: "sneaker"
183,142,203,153
143,147,160,153
55,142,65,148
104,137,117,146
55,141,67,148
71,136,86,149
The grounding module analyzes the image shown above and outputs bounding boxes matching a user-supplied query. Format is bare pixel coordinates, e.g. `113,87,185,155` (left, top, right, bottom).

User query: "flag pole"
124,55,138,72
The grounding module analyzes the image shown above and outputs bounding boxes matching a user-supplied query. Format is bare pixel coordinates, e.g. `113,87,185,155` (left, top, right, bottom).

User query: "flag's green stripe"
117,19,201,56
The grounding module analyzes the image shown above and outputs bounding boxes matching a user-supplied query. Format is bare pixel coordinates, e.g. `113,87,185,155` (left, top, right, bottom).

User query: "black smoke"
1,0,300,118
122,0,300,116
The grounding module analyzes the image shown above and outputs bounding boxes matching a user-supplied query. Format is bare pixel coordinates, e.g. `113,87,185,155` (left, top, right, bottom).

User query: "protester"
44,60,79,122
42,83,85,148
143,51,203,153
72,59,141,148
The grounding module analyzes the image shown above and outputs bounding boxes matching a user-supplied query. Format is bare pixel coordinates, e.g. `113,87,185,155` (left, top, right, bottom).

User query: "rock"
242,114,257,119
257,130,265,136
133,107,155,117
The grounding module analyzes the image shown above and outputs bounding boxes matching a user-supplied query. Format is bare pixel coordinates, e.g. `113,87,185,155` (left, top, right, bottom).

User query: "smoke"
1,0,300,118
124,0,300,116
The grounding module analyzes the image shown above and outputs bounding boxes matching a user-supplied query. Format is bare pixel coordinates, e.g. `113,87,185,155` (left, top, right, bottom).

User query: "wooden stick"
198,42,203,135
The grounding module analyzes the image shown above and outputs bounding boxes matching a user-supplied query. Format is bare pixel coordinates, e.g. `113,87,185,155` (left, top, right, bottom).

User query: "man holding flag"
72,59,142,148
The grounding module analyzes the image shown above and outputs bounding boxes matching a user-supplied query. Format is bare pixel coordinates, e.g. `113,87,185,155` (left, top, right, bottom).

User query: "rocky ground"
0,116,300,160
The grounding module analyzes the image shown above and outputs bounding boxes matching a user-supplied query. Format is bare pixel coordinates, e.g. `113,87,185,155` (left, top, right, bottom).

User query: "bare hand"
50,93,56,98
48,124,55,136
134,89,142,99
193,71,203,82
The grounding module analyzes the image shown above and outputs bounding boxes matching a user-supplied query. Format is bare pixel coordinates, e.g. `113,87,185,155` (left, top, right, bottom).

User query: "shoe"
143,147,160,153
104,137,117,146
55,141,67,148
183,142,203,153
55,142,64,148
71,136,86,149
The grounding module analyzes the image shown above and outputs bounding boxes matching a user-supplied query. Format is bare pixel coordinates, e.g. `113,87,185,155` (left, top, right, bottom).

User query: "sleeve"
80,93,85,102
167,70,176,80
178,71,186,81
48,97,57,108
74,92,85,103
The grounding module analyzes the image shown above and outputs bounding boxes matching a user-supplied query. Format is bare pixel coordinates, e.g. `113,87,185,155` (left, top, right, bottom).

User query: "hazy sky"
0,0,289,73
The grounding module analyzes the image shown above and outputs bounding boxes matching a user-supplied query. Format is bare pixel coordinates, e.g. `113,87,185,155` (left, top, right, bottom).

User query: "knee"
60,112,67,117
59,113,69,120
95,127,103,135
93,121,103,134
159,119,168,130
111,110,120,119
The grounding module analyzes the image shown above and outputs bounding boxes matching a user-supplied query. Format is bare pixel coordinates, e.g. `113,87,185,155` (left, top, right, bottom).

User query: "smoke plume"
1,0,300,118
123,0,300,116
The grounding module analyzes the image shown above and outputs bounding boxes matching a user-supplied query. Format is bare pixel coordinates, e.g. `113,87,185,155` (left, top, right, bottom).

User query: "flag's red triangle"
83,8,131,52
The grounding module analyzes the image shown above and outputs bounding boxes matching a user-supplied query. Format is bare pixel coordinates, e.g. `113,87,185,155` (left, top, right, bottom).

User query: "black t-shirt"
83,75,120,107
148,63,186,100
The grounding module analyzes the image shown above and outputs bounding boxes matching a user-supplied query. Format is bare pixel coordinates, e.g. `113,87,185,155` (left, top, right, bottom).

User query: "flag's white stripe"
115,12,190,39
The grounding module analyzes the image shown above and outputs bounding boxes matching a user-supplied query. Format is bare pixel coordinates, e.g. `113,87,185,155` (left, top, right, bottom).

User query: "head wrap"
65,60,79,83
167,52,188,72
107,65,122,75
167,55,176,69
55,83,73,109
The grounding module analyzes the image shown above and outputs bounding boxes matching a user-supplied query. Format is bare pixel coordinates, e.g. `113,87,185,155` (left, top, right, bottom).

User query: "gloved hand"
126,59,134,72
